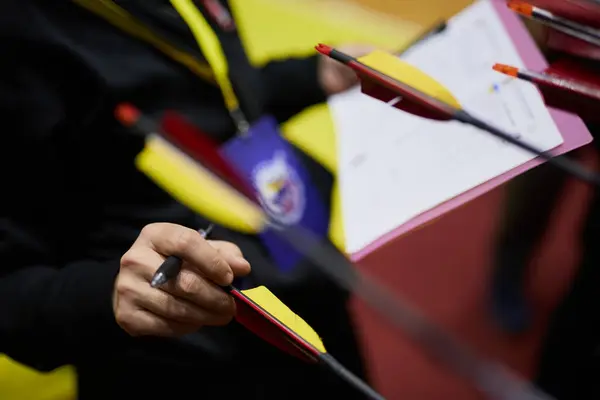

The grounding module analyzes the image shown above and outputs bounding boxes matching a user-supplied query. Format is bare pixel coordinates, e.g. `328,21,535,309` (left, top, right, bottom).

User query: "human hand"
318,44,375,96
113,223,251,337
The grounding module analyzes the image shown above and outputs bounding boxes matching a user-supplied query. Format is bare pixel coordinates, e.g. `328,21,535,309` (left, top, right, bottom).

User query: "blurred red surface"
349,145,598,399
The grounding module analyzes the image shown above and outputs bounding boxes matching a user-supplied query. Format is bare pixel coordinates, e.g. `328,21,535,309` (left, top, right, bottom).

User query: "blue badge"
220,116,330,271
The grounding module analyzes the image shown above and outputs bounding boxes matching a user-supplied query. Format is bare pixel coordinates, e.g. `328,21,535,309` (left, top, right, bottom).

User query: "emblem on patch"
252,151,305,225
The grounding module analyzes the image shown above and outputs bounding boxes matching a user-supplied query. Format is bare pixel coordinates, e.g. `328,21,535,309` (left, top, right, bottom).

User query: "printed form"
329,0,564,254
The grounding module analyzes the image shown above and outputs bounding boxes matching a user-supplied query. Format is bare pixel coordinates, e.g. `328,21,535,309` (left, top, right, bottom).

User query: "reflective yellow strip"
73,0,252,230
72,0,215,83
170,0,240,112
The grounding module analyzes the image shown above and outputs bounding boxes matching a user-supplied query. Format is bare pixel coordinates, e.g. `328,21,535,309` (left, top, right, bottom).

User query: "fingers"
115,266,236,336
207,240,243,257
134,277,235,326
137,223,235,286
207,240,251,277
162,269,236,315
114,271,201,336
121,246,237,315
120,245,166,277
114,223,254,338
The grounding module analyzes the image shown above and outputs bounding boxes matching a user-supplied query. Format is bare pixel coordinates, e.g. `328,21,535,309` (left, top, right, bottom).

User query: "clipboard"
345,0,592,260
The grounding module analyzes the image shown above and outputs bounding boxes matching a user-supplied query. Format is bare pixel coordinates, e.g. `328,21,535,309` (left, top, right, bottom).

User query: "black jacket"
0,1,365,398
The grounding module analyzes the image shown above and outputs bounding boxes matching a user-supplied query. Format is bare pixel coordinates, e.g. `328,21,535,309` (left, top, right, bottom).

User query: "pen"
507,0,600,47
155,110,555,400
150,223,215,287
145,218,384,398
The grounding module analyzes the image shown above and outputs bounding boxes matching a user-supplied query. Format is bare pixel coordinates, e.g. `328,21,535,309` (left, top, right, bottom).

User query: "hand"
318,44,376,96
113,223,251,337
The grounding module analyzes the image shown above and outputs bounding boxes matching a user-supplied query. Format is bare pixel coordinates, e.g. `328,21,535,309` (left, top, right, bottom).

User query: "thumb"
207,240,251,277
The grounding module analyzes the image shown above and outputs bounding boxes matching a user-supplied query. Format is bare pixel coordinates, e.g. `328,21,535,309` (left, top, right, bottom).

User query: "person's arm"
260,55,327,123
0,248,125,371
0,41,131,370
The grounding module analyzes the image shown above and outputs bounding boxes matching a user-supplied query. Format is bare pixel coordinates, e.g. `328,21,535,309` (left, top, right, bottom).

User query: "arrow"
315,44,600,186
114,104,385,400
122,107,556,400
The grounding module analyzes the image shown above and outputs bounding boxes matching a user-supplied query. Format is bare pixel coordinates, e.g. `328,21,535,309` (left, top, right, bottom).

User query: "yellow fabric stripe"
70,0,342,241
169,0,240,112
72,0,215,83
136,135,264,233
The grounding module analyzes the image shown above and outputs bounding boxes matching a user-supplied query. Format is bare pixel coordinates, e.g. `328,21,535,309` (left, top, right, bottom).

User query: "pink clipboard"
350,0,593,261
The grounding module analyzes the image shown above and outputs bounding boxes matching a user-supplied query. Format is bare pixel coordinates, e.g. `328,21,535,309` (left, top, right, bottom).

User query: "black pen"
150,224,215,287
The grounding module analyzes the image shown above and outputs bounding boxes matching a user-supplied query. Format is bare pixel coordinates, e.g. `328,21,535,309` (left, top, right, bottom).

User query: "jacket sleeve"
261,55,328,123
0,11,128,371
0,249,125,371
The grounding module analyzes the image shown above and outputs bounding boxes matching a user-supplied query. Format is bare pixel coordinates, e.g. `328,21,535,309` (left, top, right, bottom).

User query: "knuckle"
114,309,138,335
115,279,137,299
120,250,139,269
177,273,200,296
173,229,199,255
140,223,161,240
208,253,226,274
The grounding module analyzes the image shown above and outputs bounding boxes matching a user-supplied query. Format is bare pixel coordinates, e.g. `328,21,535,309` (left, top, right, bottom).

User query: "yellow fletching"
135,135,265,232
358,50,461,108
241,286,327,354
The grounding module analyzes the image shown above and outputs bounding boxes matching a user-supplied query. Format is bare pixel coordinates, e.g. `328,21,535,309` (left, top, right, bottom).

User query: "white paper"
330,0,564,254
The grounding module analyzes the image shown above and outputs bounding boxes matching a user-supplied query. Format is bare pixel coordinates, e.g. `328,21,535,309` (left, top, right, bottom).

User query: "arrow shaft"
455,110,600,186
271,222,554,400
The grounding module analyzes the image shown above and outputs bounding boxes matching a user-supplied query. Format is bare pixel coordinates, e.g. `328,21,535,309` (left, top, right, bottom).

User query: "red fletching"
315,43,456,121
230,288,320,363
359,77,451,121
115,104,320,361
160,111,258,202
347,59,455,121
